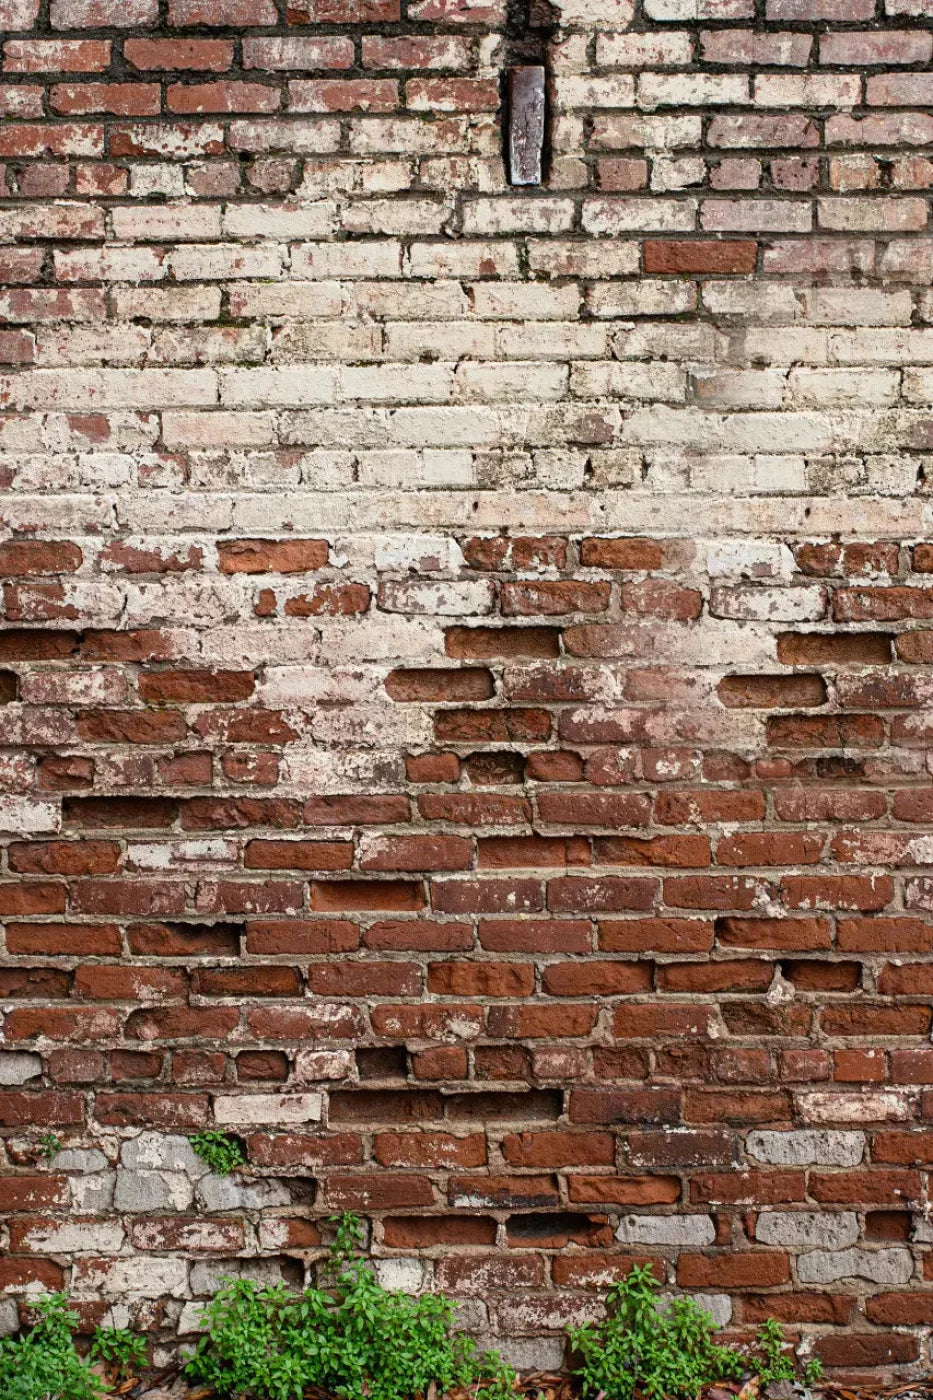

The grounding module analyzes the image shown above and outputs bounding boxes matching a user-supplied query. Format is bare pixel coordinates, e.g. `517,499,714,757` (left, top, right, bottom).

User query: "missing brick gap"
504,0,560,186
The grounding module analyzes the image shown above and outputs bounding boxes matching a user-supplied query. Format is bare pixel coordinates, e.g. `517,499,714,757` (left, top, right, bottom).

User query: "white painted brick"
0,1052,42,1084
616,1215,716,1245
582,197,698,233
74,1257,189,1298
746,1130,865,1166
15,1219,126,1254
0,797,60,834
756,1212,860,1250
213,1093,324,1125
798,1249,913,1285
797,1090,915,1123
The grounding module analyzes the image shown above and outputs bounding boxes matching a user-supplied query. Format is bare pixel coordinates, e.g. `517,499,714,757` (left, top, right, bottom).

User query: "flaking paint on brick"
0,0,932,1379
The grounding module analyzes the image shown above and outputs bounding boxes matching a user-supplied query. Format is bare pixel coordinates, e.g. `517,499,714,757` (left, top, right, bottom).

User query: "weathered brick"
125,39,232,70
0,0,930,1366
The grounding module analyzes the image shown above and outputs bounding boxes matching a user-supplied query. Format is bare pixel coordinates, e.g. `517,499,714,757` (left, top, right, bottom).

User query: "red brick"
124,1008,238,1042
0,1092,84,1127
194,967,302,998
838,917,933,953
364,919,471,951
182,797,300,829
6,921,120,955
0,540,81,574
125,39,233,70
290,78,398,111
810,1170,921,1205
741,1292,854,1325
427,961,534,996
129,921,241,956
386,667,493,701
694,1170,806,1204
777,632,892,664
501,1131,615,1168
501,581,611,616
479,918,591,952
374,1133,486,1168
542,961,652,996
50,83,161,116
244,841,354,870
655,790,766,824
303,796,409,825
217,538,328,573
77,710,187,743
782,874,894,911
432,878,542,914
659,960,772,993
0,1176,69,1211
0,883,66,915
716,830,825,866
816,1334,919,1368
8,840,120,875
3,8,932,1367
487,1004,598,1038
310,879,423,912
94,1092,209,1128
360,835,473,871
411,1046,468,1079
139,669,254,703
419,794,531,826
645,240,758,273
286,0,399,17
718,673,827,708
383,1216,496,1248
0,1260,65,1292
435,708,549,744
445,626,560,659
548,875,656,913
308,961,420,997
678,1253,790,1289
168,81,281,114
567,1175,680,1205
4,39,111,71
569,1089,681,1125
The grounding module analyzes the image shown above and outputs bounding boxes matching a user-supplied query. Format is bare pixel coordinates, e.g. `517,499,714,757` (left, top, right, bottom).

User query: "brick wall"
1,0,933,1380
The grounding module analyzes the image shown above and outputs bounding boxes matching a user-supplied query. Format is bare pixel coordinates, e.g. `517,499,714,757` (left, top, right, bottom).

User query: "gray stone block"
616,1214,716,1246
746,1130,865,1167
0,1051,42,1085
755,1211,860,1250
114,1168,195,1212
120,1131,208,1177
71,1171,116,1212
53,1147,110,1172
797,1247,913,1285
190,1258,296,1296
197,1173,292,1210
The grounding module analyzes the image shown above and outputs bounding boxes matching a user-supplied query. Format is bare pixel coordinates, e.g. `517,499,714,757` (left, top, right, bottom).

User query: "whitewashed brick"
213,1093,324,1125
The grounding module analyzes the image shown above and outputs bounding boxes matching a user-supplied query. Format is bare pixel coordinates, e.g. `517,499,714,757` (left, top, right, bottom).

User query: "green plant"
569,1265,744,1400
189,1130,247,1176
0,1293,106,1400
569,1264,818,1400
804,1356,824,1386
750,1317,794,1385
88,1327,147,1378
37,1132,62,1160
186,1212,517,1400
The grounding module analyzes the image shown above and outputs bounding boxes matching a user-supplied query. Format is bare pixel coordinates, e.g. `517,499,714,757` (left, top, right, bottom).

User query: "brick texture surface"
1,0,933,1380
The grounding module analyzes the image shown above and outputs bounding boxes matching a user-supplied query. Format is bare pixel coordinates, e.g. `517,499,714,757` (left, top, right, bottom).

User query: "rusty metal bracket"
508,64,546,186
